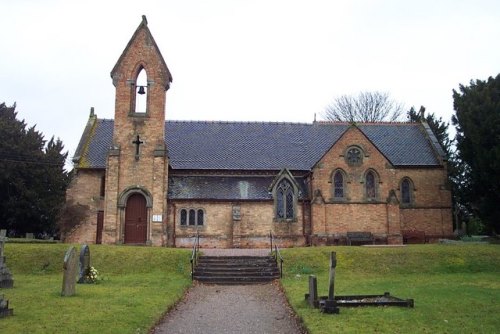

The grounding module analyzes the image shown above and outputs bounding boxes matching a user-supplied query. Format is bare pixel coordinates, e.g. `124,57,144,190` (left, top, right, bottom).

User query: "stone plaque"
77,244,90,284
232,205,241,221
61,246,78,296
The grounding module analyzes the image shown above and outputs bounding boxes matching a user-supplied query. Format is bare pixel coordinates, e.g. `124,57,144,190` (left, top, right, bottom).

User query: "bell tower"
103,16,172,245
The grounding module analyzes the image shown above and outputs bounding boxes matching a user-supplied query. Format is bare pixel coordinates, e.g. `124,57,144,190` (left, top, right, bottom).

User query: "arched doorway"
124,193,147,244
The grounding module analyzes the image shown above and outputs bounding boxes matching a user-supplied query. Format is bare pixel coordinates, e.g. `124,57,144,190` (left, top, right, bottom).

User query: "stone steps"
193,255,280,284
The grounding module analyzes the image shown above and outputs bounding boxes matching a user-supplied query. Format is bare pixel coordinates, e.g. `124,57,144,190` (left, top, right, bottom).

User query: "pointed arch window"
275,178,295,220
134,68,148,114
365,170,377,199
401,178,414,205
333,170,345,199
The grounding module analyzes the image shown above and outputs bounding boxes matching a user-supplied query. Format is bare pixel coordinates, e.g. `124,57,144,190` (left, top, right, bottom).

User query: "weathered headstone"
0,230,14,289
61,246,78,296
307,275,318,307
77,244,90,283
0,294,13,318
25,232,34,239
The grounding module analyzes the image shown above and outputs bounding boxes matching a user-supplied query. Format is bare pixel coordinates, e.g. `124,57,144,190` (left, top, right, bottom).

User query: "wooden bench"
402,230,427,244
346,232,374,246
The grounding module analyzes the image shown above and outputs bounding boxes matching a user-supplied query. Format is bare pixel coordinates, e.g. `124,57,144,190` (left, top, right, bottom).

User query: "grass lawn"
0,244,192,334
281,244,500,333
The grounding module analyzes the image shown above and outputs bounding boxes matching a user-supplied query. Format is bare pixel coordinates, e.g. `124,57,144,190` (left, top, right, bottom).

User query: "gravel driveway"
151,282,305,334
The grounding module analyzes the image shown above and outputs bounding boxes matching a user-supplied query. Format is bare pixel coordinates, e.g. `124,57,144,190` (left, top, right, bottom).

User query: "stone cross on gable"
132,135,144,161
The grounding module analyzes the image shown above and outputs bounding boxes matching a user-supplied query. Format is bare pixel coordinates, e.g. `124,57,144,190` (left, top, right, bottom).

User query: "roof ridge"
165,120,312,125
316,120,415,125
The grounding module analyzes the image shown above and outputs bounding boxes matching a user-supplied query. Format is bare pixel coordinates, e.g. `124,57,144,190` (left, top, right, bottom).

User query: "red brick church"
65,17,453,247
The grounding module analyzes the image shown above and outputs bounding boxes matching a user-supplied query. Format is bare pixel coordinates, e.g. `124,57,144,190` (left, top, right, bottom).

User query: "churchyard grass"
281,244,500,334
0,244,191,334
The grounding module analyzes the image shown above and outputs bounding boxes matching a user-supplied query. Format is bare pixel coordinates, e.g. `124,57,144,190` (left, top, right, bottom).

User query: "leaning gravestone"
0,230,14,288
61,246,78,296
77,244,90,284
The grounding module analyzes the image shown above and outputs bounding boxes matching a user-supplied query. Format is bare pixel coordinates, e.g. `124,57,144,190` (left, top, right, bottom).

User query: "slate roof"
168,175,308,200
74,119,444,170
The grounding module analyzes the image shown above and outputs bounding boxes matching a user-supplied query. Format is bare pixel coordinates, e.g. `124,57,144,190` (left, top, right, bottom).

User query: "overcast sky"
1,0,499,169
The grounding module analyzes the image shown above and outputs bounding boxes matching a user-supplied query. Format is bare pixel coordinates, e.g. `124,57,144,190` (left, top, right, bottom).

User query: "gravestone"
25,233,34,239
307,275,318,307
0,230,14,288
61,246,78,296
0,294,13,318
77,244,90,283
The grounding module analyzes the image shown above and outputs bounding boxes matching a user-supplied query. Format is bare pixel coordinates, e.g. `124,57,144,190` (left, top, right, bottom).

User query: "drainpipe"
172,203,176,247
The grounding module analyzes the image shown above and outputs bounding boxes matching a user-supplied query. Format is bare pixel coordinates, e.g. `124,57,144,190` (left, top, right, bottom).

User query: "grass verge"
281,244,500,334
0,244,191,334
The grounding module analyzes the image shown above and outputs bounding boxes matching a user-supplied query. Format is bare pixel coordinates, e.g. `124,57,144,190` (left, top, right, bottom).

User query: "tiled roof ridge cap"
165,120,312,125
315,120,415,125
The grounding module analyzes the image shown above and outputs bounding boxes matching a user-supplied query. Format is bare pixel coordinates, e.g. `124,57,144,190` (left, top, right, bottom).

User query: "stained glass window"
197,209,204,225
188,209,196,225
334,171,344,198
276,179,294,220
401,179,411,204
180,209,187,226
366,171,376,199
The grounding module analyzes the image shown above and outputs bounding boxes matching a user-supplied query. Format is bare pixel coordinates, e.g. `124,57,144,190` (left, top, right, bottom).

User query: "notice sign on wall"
152,214,163,222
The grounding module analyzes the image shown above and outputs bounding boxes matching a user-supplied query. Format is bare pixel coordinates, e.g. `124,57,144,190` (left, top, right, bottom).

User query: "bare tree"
323,91,404,122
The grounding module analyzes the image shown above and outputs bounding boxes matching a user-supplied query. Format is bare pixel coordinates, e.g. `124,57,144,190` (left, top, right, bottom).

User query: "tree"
0,103,69,237
408,106,467,232
452,74,500,234
323,91,404,122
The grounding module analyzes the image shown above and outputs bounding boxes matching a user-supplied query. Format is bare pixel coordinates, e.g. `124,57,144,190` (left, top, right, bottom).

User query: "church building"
65,17,453,247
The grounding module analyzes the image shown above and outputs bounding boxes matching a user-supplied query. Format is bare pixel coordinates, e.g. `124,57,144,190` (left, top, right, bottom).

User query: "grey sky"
1,0,499,169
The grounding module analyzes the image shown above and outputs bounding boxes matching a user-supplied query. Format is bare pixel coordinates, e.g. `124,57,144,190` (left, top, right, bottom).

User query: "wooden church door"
124,193,147,244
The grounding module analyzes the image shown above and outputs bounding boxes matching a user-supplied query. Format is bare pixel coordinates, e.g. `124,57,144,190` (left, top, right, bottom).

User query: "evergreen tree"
407,106,469,232
452,74,500,234
0,103,69,237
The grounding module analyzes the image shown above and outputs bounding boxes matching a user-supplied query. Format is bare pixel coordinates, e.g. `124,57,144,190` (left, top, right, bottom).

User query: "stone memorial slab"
25,233,34,239
61,246,78,296
78,244,90,283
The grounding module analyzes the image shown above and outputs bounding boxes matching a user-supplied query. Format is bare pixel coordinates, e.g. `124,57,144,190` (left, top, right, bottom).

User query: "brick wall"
310,126,452,244
64,170,104,244
102,22,169,246
169,200,306,248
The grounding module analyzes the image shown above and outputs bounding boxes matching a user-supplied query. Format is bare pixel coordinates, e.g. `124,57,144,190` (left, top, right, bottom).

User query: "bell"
137,86,146,95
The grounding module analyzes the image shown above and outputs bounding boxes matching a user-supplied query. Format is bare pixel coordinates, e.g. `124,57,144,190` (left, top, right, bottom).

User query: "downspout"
172,203,176,247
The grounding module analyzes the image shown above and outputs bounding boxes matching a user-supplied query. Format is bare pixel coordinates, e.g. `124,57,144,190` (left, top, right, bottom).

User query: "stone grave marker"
307,275,318,307
0,230,13,288
61,246,78,296
25,232,34,239
0,294,13,318
78,244,90,283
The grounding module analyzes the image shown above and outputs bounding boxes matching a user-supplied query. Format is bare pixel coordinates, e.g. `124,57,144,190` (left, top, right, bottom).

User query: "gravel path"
151,282,305,334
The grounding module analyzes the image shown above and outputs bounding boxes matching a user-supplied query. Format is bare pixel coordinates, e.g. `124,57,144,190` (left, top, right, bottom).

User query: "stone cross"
132,135,144,160
77,244,90,284
320,251,339,314
61,246,78,296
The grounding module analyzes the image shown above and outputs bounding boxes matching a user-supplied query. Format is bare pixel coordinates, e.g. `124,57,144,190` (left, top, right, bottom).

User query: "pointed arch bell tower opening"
103,15,173,246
